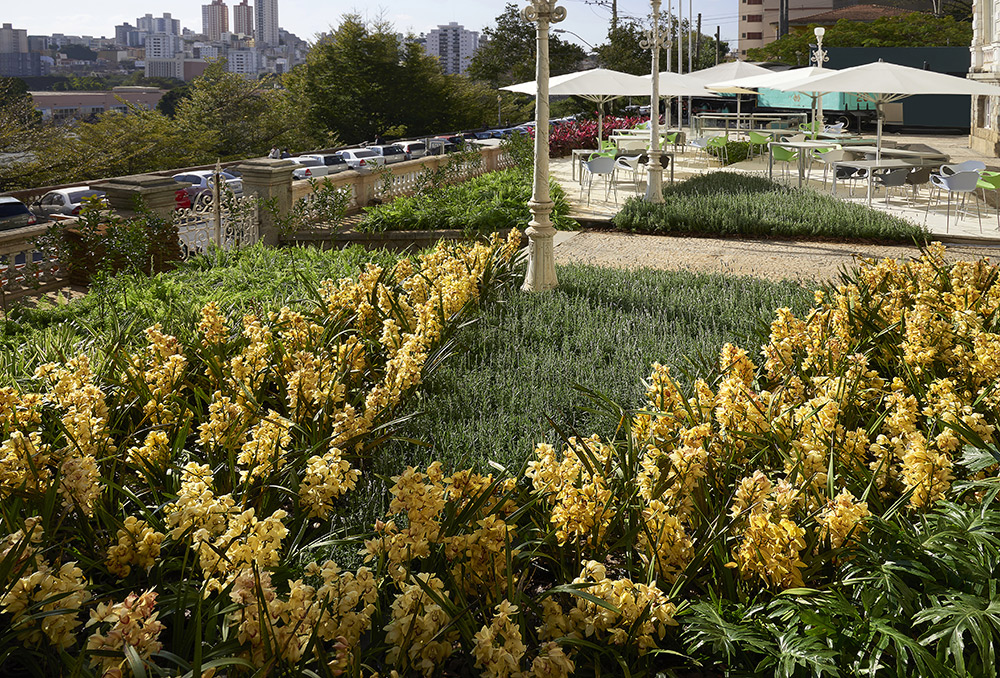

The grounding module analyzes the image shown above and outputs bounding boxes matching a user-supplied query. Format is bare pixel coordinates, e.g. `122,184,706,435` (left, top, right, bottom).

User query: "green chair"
665,132,679,150
977,170,1000,230
706,135,729,165
747,131,769,160
771,145,798,182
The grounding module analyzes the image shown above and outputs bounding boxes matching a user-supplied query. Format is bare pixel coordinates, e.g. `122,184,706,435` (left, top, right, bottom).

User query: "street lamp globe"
814,26,825,39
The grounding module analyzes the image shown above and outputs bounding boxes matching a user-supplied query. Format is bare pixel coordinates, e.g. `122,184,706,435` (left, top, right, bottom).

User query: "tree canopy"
746,13,972,64
595,18,729,75
467,3,588,89
292,15,496,143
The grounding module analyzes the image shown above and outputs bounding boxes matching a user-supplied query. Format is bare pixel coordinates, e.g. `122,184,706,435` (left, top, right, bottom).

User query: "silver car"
368,144,407,164
31,187,106,219
337,149,385,173
399,141,427,160
0,197,38,231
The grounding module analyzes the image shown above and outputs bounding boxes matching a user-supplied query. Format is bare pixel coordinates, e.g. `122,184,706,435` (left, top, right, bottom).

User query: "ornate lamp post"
812,26,828,134
642,0,666,203
521,0,566,292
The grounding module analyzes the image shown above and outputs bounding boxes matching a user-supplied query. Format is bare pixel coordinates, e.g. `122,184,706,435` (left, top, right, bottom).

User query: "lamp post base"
645,162,665,203
521,201,558,292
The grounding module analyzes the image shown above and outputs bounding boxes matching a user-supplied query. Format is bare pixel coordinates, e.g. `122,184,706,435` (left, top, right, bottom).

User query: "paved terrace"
547,131,1000,282
551,132,1000,242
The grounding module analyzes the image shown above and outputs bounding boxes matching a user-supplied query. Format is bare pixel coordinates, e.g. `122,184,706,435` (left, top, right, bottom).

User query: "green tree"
595,19,653,75
156,82,193,118
173,60,318,158
60,103,216,181
293,15,493,143
467,3,587,88
746,13,972,64
0,78,65,191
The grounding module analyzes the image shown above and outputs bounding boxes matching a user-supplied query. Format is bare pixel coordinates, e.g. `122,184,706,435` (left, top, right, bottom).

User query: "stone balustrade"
0,223,65,307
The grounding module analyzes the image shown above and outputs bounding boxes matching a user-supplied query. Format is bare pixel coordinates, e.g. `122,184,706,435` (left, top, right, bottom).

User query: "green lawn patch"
612,171,929,242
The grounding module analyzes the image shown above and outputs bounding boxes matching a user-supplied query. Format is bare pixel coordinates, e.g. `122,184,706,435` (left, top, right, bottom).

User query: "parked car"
0,197,38,231
286,156,331,181
172,170,243,200
308,153,349,174
368,144,407,165
31,187,106,219
336,149,385,172
472,131,494,140
398,141,427,160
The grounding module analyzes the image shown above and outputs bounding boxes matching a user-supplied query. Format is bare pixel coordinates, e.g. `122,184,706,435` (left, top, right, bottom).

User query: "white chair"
813,148,847,188
928,170,982,232
823,122,847,135
614,155,643,192
581,155,618,205
941,160,986,176
688,137,712,164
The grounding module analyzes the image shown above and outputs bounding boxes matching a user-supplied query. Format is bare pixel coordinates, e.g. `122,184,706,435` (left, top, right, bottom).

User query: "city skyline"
7,0,739,51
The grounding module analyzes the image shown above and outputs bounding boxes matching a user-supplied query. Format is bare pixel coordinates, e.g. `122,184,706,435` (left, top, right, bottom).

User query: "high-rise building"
234,0,254,37
137,13,181,36
115,22,145,47
255,0,279,47
144,33,182,59
202,0,230,41
0,22,29,54
424,22,478,76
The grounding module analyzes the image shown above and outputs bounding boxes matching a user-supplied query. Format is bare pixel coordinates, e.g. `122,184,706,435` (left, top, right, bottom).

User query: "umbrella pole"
876,100,883,163
598,100,604,148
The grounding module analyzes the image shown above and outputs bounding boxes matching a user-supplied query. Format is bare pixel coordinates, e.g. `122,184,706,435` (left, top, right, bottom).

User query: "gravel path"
553,231,1000,284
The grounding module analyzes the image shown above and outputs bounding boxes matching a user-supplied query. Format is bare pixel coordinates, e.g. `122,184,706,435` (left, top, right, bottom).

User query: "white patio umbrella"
502,68,653,145
708,67,839,133
688,62,771,126
775,60,1000,159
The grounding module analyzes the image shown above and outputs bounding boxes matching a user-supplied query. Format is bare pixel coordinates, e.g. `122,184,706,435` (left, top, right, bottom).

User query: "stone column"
236,158,295,246
521,0,566,293
97,174,184,218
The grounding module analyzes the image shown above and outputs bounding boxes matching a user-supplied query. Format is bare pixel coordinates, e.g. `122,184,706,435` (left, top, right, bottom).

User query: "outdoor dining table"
830,157,945,206
842,145,950,161
767,140,842,188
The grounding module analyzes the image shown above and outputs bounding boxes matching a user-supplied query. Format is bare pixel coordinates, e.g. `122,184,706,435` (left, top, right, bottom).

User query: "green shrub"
707,139,750,165
357,167,576,233
613,171,929,242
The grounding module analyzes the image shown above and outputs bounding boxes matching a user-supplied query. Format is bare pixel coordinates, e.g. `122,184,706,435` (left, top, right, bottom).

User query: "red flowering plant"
529,115,650,157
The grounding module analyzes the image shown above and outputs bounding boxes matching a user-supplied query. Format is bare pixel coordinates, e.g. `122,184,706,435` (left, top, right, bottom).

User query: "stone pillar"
236,158,295,246
97,174,184,218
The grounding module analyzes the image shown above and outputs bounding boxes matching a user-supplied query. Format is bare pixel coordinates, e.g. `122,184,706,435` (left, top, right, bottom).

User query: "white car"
337,149,385,173
31,187,106,219
399,141,427,160
287,156,331,181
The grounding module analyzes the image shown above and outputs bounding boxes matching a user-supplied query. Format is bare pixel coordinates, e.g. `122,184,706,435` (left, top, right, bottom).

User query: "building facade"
255,0,280,47
970,0,1000,154
0,23,29,54
202,0,230,41
234,0,254,37
424,22,478,75
737,0,834,55
30,87,165,121
137,13,181,36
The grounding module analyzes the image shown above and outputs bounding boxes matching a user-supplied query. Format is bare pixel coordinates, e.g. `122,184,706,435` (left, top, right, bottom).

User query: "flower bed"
548,115,647,157
3,243,1000,676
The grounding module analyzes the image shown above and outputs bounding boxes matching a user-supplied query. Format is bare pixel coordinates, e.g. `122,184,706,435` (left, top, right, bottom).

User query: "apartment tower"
424,22,479,75
255,0,279,46
202,0,230,41
233,0,254,37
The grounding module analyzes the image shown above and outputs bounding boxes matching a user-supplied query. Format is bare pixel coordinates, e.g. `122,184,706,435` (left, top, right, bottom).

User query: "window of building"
747,14,762,22
741,32,746,38
747,32,763,40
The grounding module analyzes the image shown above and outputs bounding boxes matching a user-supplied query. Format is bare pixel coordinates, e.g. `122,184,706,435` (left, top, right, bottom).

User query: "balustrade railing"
0,224,65,308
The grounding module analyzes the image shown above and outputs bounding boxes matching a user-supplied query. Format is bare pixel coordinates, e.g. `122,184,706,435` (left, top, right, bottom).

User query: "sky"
9,0,740,49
